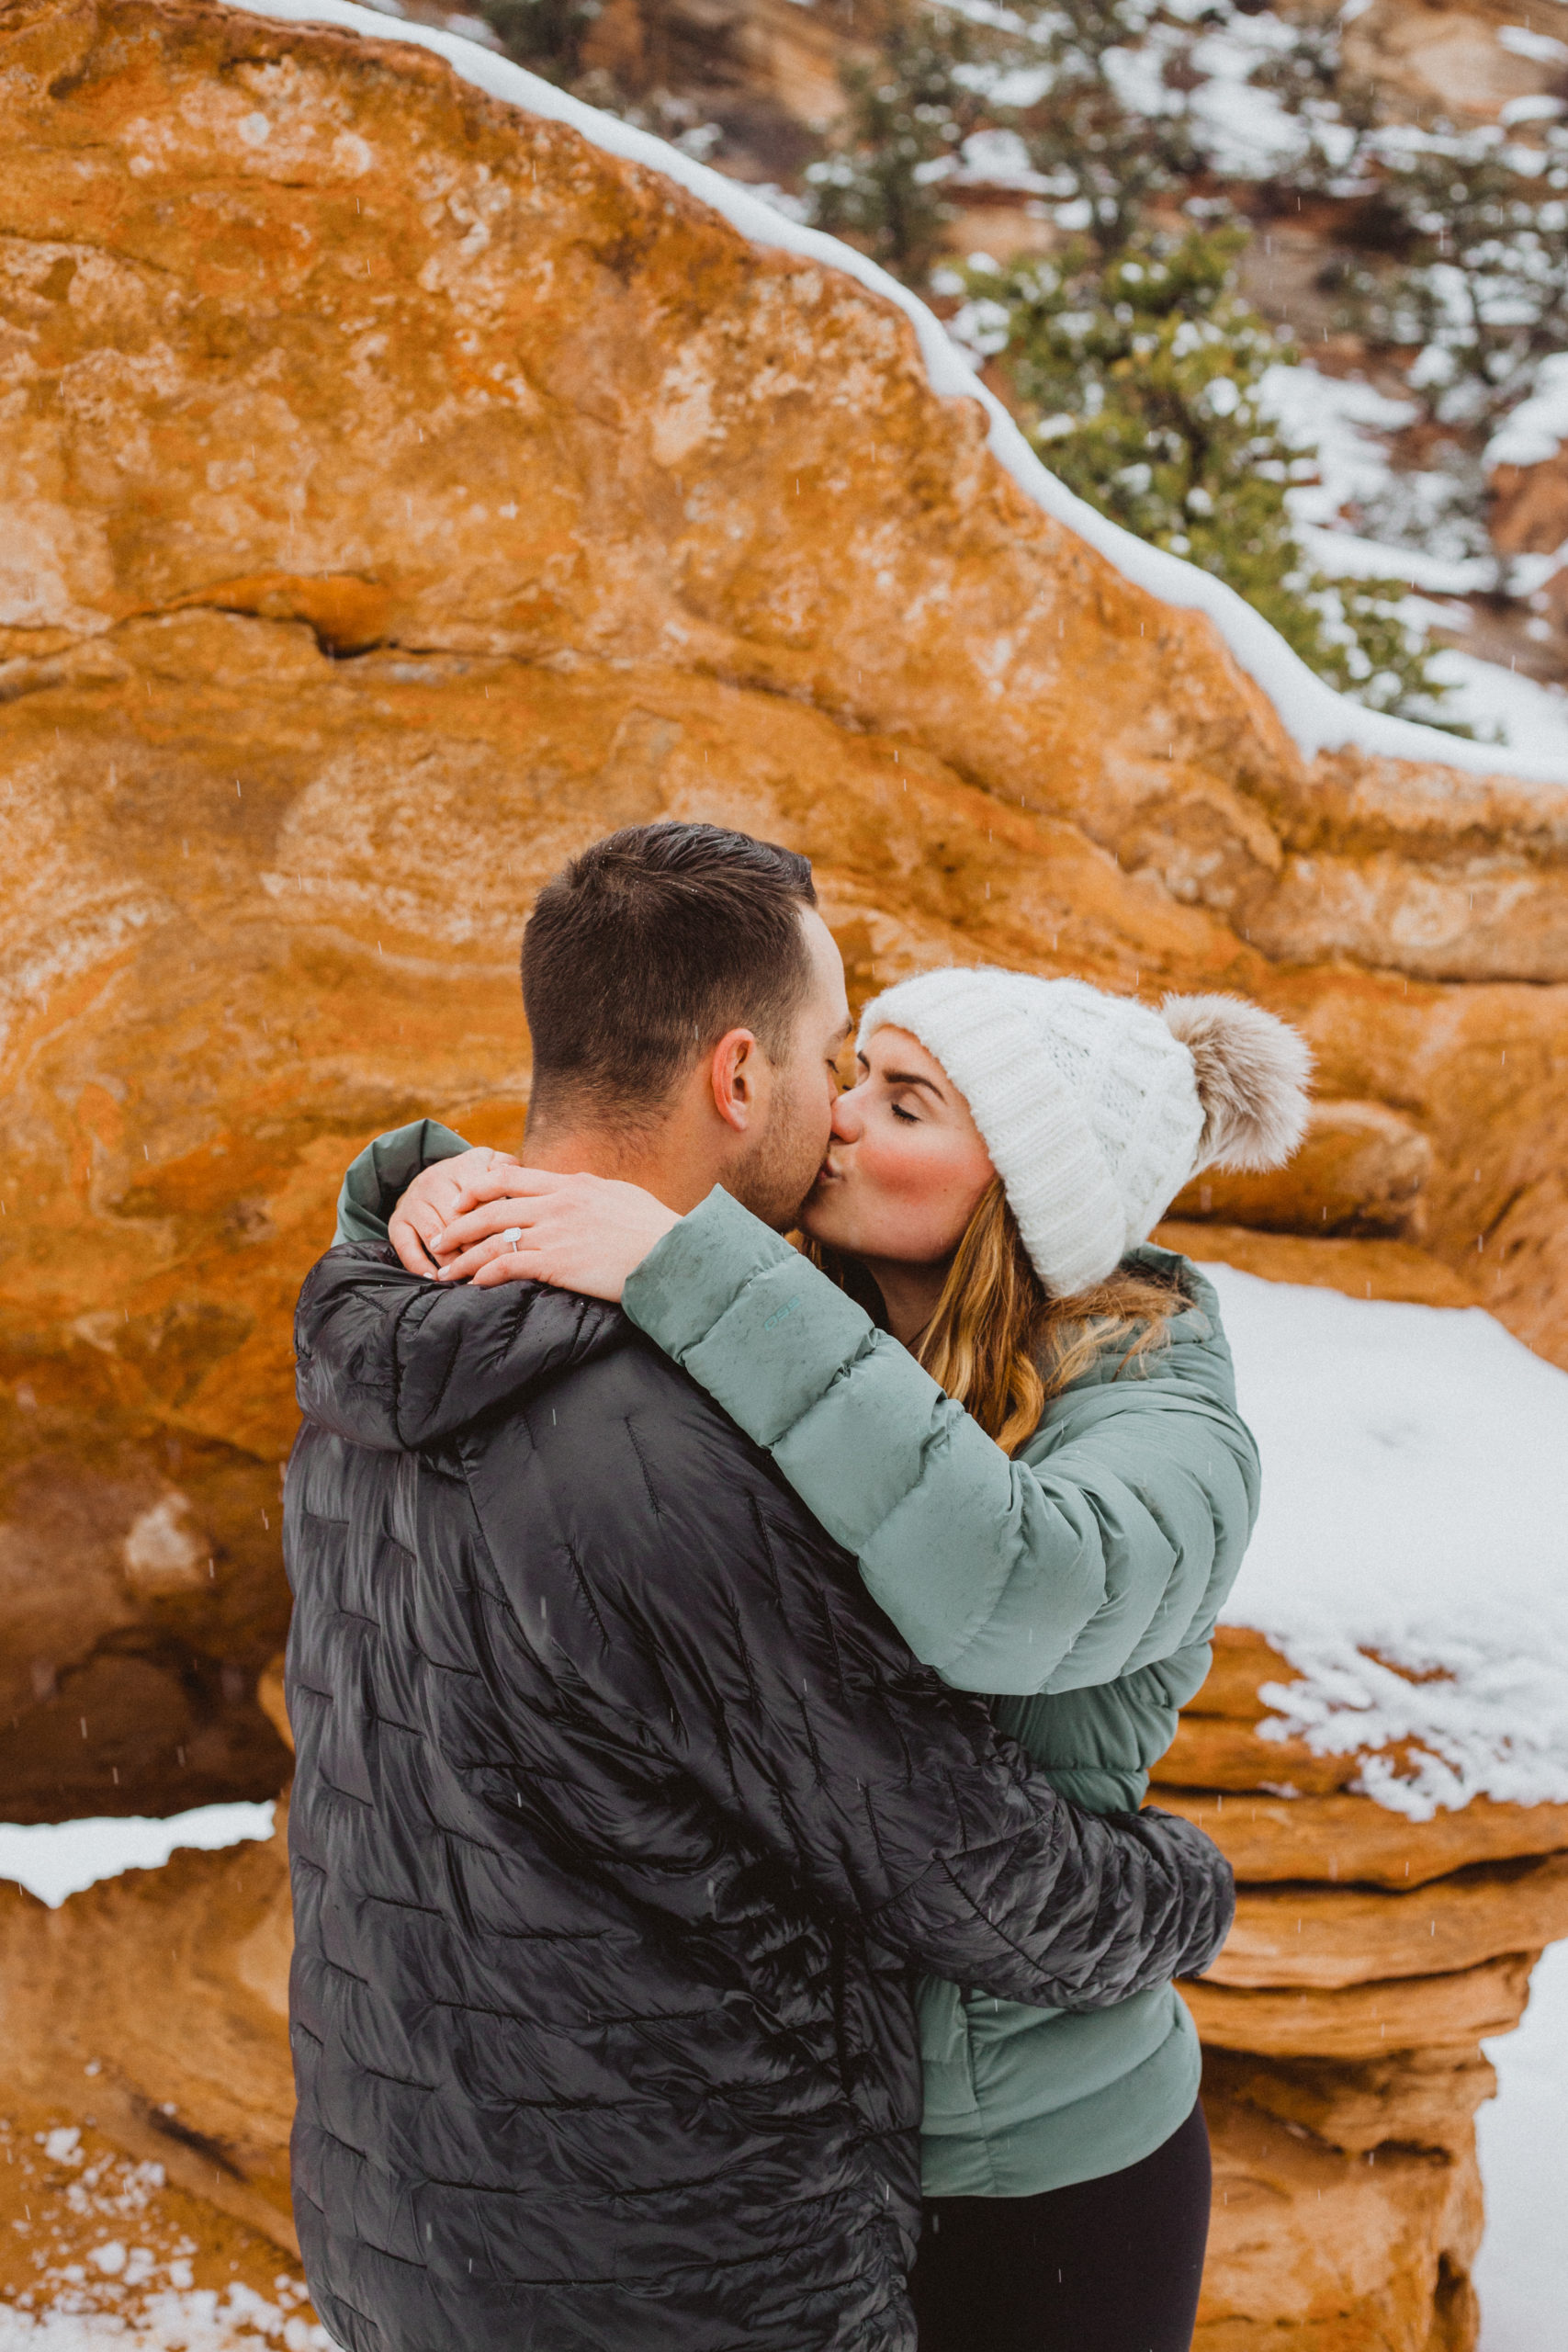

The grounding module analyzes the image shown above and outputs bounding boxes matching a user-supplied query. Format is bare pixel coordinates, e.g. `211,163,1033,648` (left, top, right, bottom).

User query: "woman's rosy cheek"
854,1129,927,1201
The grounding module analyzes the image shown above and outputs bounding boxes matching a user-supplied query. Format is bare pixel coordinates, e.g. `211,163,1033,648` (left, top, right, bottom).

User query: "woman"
341,967,1310,2352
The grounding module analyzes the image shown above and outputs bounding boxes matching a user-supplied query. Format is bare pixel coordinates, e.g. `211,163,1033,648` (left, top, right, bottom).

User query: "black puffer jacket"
285,1247,1233,2352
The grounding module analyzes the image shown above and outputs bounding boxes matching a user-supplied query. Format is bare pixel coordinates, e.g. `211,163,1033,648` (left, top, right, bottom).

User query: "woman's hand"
427,1167,681,1301
387,1148,521,1275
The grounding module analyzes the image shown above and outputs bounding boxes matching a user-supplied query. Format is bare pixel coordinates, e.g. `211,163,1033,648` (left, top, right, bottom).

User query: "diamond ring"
500,1227,523,1253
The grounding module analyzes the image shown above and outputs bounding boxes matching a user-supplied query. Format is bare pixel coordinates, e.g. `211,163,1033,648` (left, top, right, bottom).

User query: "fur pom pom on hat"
858,968,1312,1297
1160,993,1314,1172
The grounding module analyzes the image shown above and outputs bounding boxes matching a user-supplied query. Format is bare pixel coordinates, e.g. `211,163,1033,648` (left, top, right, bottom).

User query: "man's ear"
708,1028,764,1134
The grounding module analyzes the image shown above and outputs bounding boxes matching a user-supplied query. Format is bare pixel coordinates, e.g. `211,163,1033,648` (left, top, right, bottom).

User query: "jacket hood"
294,1244,631,1452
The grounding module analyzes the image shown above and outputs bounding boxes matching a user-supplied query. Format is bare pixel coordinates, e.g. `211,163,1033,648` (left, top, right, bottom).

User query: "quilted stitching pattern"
284,1246,1234,2352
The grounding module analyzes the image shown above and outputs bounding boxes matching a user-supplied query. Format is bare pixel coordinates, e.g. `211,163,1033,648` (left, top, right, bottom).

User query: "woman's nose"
831,1089,865,1143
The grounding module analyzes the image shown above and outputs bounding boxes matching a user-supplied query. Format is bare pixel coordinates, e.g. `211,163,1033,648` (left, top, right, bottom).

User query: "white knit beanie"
858,968,1312,1296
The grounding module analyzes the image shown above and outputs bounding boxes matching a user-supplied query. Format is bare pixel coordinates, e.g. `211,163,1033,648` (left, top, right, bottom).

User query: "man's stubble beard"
723,1068,831,1233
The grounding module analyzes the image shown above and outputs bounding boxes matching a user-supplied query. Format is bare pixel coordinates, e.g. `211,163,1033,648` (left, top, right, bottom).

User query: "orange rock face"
5,0,1568,1818
1159,1788,1568,1889
0,2098,320,2335
3,6,1567,2339
1156,1643,1567,2351
1201,2094,1483,2352
1185,1951,1540,2062
1342,0,1565,124
0,1820,296,2252
1171,1099,1434,1238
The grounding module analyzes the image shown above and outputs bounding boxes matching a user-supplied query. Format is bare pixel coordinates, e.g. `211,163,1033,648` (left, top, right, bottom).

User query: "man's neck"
523,1118,723,1217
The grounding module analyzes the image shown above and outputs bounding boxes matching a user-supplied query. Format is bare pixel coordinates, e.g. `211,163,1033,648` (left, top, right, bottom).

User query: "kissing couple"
284,819,1309,2352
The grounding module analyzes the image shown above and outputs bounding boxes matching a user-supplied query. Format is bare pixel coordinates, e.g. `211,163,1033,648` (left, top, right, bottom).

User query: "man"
285,820,1232,2352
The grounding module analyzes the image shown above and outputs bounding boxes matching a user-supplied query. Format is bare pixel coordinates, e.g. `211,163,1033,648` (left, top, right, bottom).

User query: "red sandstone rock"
1211,1854,1568,1990
6,0,1568,1815
1155,1713,1365,1795
1171,1099,1433,1238
1198,2089,1483,2352
0,1823,297,2252
1203,2046,1497,2161
2,12,1566,2340
1156,1790,1568,1890
1182,1951,1540,2062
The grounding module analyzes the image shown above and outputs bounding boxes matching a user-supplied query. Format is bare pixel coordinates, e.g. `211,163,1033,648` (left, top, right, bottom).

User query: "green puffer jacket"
335,1125,1259,2198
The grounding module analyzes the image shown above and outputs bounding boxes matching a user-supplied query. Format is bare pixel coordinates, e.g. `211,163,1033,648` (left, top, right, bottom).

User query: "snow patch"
1188,12,1322,179
1475,1937,1568,2348
1258,361,1568,754
0,2284,331,2349
0,1804,276,1909
1485,350,1568,470
953,128,1056,192
1294,524,1497,596
1495,23,1568,69
1209,1265,1568,1818
1262,366,1416,517
1421,648,1568,768
221,0,1568,784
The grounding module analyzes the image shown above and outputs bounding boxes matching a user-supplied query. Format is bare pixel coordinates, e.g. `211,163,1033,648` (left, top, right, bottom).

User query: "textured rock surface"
6,0,1568,1821
1153,1221,1484,1309
3,3,1566,2338
1157,1637,1566,2350
1170,1100,1434,1238
1158,1788,1568,1889
1185,1951,1540,2060
0,1821,296,2251
1199,2094,1483,2352
1211,1854,1568,1992
1156,1712,1367,1796
1203,2046,1497,2160
0,2098,320,2336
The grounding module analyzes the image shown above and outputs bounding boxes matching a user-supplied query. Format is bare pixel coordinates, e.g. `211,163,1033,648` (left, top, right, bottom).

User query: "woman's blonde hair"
807,1178,1184,1455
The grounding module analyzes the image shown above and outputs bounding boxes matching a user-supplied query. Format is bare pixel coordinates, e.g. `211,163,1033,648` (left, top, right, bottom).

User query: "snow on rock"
1495,23,1568,72
0,2290,330,2350
1422,646,1568,769
1485,350,1568,472
1261,360,1568,757
1186,9,1323,179
0,1806,275,1910
1209,1264,1568,1820
1293,525,1497,596
224,0,1568,784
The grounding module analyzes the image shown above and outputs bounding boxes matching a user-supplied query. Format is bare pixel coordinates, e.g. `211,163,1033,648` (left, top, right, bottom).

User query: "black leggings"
909,2100,1211,2352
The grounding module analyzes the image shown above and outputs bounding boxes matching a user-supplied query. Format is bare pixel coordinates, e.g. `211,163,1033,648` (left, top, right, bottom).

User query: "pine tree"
1252,21,1568,594
472,0,601,82
1012,0,1203,259
960,230,1462,726
1331,128,1568,449
803,3,1027,284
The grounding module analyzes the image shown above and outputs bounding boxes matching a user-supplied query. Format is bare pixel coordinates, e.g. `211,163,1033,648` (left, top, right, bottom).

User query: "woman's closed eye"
890,1100,920,1125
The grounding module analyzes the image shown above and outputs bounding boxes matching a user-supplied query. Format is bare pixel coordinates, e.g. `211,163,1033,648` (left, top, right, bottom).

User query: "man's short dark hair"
522,821,818,1125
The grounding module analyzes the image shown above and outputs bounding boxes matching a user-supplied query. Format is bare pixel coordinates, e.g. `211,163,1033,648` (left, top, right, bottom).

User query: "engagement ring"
500,1227,523,1252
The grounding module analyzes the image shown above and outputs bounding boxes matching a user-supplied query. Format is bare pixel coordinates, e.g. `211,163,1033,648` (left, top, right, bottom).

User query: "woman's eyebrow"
882,1068,944,1097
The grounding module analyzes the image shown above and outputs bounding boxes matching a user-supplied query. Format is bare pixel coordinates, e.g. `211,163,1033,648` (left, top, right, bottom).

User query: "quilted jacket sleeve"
294,1246,1235,2012
334,1119,471,1245
623,1187,1260,1699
